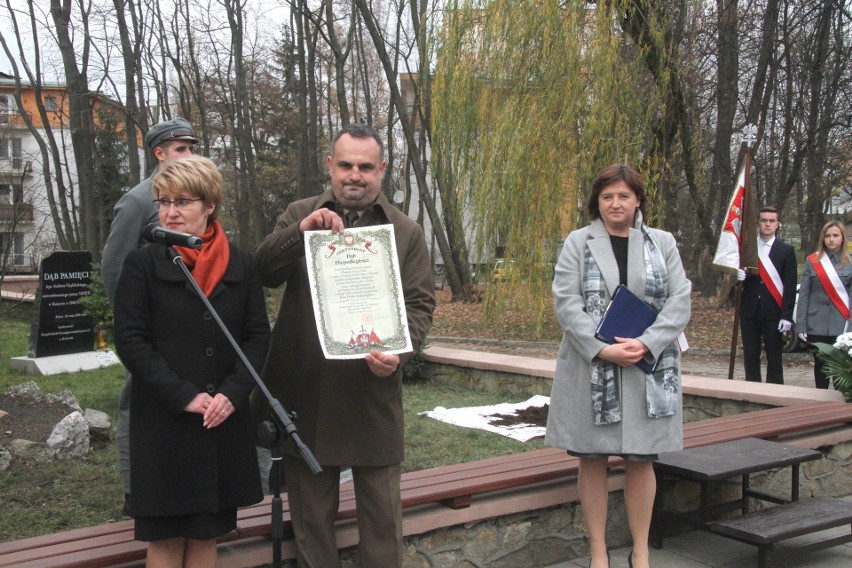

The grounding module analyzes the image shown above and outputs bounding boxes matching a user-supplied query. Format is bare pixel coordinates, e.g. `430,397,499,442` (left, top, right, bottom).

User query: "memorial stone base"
9,351,120,376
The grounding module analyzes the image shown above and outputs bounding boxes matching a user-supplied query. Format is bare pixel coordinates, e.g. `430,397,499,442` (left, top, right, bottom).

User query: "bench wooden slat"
682,403,852,447
0,529,242,568
0,530,137,568
400,448,566,480
708,496,852,544
0,521,134,557
400,458,584,507
683,402,851,433
3,540,146,568
3,400,850,568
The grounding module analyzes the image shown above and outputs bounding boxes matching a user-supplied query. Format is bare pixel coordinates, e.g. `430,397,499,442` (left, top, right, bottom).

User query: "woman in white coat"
545,164,691,568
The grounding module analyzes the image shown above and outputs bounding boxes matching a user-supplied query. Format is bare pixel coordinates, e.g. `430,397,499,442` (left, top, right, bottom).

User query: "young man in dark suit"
738,206,797,383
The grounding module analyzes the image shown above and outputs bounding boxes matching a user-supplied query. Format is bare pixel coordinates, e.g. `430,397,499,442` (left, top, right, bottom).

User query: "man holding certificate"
254,123,435,567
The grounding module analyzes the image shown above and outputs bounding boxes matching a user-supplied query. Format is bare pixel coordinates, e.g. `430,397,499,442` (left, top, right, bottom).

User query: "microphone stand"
165,246,321,568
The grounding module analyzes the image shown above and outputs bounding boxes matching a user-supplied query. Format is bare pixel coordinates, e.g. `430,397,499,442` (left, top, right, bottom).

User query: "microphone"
143,223,203,250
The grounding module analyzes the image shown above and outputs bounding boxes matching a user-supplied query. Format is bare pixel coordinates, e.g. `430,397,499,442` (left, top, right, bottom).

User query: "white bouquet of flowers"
813,332,852,400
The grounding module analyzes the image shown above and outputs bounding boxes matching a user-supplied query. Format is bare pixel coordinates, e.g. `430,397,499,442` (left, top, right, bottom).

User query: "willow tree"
433,0,667,335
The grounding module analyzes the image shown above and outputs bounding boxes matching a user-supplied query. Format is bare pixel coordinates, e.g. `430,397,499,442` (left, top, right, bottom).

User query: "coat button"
203,311,212,320
205,347,214,356
206,383,215,394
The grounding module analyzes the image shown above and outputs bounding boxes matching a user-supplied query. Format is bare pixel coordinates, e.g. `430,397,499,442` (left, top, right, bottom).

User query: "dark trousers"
806,334,836,389
741,315,784,384
283,458,403,568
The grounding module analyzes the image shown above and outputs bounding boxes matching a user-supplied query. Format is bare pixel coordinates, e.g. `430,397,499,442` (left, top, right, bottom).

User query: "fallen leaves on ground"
430,287,736,351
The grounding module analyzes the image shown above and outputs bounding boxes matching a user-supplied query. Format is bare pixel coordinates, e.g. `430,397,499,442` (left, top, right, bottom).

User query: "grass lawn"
0,303,543,542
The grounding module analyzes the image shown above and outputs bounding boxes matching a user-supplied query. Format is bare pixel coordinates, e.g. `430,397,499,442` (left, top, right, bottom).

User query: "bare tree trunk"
353,0,466,298
0,8,75,249
305,9,322,188
356,15,373,124
51,0,99,253
322,0,353,125
798,1,836,250
700,0,740,296
620,0,716,291
113,0,142,185
294,4,310,199
175,0,211,152
222,0,262,245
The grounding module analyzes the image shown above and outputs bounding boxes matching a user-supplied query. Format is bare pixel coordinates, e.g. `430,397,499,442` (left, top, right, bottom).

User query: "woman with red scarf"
114,155,269,568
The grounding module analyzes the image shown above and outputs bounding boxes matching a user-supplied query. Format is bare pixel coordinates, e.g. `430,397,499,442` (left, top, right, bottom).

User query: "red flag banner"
713,165,747,271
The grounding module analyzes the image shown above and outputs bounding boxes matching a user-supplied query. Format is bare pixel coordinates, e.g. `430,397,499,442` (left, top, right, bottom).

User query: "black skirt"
567,449,658,462
134,508,237,542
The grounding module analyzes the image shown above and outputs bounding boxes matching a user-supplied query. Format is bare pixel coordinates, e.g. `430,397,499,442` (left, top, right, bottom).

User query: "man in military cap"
101,117,197,508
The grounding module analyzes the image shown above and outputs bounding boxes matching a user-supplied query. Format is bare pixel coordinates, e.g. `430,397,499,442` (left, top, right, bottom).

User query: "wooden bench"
2,401,850,568
708,496,852,568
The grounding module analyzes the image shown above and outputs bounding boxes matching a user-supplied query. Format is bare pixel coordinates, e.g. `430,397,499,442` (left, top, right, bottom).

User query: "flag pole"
727,124,758,380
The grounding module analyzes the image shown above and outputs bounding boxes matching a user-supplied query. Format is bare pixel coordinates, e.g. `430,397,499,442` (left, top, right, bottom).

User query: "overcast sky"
0,1,291,86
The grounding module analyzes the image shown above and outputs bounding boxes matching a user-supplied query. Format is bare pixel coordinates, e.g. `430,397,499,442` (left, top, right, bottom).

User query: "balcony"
0,159,33,180
0,157,30,170
0,202,34,222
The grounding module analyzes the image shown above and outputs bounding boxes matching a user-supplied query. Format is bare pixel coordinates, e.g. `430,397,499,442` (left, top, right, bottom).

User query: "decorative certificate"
304,224,412,359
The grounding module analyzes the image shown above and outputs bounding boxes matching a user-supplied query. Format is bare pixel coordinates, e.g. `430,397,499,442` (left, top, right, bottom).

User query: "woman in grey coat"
545,164,691,568
796,220,852,388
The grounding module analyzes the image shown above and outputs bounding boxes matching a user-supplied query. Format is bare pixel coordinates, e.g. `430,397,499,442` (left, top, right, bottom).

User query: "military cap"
145,117,198,150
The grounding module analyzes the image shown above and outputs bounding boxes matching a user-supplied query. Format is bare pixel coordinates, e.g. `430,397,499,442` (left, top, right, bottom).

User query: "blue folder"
594,284,660,373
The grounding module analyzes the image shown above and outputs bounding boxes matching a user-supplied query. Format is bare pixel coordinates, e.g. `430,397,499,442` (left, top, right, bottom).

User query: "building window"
44,96,58,112
0,232,25,265
0,137,23,169
0,184,11,204
11,138,21,169
0,94,15,124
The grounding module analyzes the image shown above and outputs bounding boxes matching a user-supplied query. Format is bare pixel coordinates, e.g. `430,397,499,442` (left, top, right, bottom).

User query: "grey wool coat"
544,217,691,456
796,251,852,337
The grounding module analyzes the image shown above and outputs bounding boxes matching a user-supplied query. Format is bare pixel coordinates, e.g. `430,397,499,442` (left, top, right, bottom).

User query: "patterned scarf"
583,224,679,425
175,220,230,297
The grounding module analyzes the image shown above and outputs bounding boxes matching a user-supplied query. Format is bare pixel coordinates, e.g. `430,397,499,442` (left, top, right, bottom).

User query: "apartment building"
0,71,141,273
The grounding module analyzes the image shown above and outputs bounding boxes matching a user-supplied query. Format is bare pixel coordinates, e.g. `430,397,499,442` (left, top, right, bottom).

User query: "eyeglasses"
153,197,204,210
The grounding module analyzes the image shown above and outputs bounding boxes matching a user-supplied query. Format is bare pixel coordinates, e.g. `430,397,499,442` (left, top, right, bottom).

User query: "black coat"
741,239,797,321
114,242,269,517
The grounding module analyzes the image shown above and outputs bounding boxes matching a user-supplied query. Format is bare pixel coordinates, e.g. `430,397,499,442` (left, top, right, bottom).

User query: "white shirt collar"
759,236,775,248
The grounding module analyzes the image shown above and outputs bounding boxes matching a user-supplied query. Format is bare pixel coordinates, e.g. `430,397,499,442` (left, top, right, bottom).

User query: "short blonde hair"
152,155,223,220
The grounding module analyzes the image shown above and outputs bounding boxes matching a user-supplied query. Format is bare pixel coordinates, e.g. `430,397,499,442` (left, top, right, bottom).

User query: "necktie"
345,211,359,228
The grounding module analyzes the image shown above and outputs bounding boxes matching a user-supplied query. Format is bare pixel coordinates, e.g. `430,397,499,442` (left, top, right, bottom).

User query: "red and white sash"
757,243,784,308
808,252,850,320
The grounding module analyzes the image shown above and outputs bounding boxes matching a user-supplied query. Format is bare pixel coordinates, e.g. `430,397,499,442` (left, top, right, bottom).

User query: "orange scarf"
175,220,230,297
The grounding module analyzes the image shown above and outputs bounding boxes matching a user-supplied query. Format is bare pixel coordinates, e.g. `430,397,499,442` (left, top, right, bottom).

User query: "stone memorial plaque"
29,251,94,358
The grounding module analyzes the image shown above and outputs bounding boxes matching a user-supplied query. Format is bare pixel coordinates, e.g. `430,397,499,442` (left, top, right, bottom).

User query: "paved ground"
546,349,851,567
429,337,823,390
680,349,817,389
545,513,852,567
429,339,851,567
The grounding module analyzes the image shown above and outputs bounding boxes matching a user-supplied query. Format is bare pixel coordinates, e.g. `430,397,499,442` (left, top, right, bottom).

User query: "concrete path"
541,347,848,568
426,339,850,567
545,503,852,567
